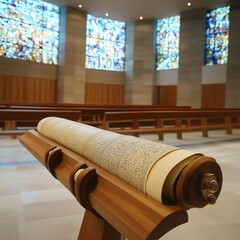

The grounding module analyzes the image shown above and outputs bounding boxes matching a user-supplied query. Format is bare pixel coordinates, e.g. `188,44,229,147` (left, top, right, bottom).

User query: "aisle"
0,129,239,240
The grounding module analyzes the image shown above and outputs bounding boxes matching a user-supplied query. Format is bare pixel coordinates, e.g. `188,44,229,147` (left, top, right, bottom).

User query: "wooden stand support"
19,130,222,240
78,210,121,240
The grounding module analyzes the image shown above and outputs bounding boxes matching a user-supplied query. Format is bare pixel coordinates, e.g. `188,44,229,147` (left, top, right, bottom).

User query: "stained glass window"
156,16,180,70
205,6,230,65
86,14,126,71
0,0,60,64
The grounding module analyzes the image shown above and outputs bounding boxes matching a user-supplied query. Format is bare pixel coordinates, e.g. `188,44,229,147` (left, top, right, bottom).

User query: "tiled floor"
0,129,240,240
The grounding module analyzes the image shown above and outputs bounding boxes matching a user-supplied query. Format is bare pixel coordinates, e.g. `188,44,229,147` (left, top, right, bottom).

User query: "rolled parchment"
37,117,222,207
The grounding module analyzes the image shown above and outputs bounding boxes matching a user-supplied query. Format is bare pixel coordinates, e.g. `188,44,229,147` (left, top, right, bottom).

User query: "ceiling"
46,0,230,22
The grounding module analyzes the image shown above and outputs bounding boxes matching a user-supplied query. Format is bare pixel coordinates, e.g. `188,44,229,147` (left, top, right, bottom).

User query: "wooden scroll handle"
74,166,99,216
69,162,87,195
175,156,222,209
46,147,62,178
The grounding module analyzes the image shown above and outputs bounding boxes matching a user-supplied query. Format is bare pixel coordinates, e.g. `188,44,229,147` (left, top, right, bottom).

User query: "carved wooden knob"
175,157,222,209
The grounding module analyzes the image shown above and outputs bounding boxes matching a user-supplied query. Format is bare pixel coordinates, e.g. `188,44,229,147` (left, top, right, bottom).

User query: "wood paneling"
201,84,226,108
85,83,125,104
0,75,56,103
156,86,177,106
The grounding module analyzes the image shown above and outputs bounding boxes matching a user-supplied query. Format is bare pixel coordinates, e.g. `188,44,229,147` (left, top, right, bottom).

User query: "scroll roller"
37,117,223,210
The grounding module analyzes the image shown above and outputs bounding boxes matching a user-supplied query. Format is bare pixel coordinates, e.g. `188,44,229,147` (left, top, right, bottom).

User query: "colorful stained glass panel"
0,0,60,64
86,14,126,71
156,16,180,70
205,6,230,65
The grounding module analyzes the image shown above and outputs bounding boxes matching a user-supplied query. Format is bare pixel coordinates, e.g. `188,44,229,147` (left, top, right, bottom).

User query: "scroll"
20,117,222,240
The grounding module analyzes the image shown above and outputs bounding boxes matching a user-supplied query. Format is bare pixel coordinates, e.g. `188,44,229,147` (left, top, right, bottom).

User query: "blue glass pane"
205,6,229,65
0,0,60,64
86,14,126,71
156,16,180,70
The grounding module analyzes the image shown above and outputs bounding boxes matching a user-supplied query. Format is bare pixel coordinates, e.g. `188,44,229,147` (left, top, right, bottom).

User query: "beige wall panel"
226,3,240,108
202,65,227,84
85,69,125,85
0,57,57,80
177,8,206,108
125,23,135,104
156,70,178,86
57,7,86,103
125,19,155,105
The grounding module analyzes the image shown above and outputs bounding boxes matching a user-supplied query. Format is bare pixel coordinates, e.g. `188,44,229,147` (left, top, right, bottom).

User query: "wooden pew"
79,106,190,127
2,101,190,126
0,109,81,136
2,101,190,109
102,109,240,140
8,104,82,110
8,105,83,129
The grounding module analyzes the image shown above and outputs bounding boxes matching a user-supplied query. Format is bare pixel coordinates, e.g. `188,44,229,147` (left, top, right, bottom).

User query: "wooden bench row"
101,109,240,140
0,109,81,136
1,107,239,139
1,102,190,109
0,102,190,134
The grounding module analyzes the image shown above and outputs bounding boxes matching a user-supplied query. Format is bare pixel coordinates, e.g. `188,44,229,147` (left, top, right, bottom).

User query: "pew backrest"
102,109,240,139
0,109,81,121
0,109,81,136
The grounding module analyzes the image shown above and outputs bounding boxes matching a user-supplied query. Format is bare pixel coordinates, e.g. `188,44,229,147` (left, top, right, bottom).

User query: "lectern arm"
19,119,222,240
20,130,188,240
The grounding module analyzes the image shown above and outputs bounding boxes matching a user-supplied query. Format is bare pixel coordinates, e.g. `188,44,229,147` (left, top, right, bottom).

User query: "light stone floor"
0,129,240,240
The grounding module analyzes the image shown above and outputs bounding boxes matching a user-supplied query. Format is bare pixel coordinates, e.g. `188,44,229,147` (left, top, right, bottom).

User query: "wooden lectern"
19,129,222,240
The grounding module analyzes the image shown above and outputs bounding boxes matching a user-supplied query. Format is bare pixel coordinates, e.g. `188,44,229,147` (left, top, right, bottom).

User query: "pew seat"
102,109,240,140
